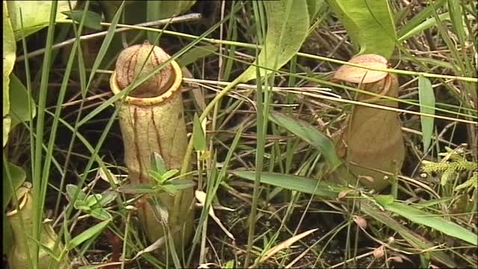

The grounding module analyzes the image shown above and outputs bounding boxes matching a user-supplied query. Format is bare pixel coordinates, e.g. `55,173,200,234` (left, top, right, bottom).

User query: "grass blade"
269,111,342,171
375,195,478,245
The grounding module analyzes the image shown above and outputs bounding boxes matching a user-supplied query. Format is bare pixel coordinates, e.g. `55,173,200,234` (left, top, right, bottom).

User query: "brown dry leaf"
353,215,368,229
372,245,385,259
259,228,318,263
334,54,389,84
337,189,355,199
387,256,403,263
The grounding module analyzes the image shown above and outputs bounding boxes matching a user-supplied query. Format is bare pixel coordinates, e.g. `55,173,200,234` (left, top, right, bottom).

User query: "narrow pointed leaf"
231,171,349,198
67,220,110,250
269,111,342,171
418,75,435,152
375,195,478,245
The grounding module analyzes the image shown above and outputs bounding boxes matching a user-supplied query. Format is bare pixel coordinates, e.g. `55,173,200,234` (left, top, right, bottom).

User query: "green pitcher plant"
6,182,65,269
109,41,195,257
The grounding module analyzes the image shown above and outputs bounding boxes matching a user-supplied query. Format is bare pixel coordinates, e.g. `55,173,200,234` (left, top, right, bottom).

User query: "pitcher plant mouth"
109,58,183,106
6,182,32,216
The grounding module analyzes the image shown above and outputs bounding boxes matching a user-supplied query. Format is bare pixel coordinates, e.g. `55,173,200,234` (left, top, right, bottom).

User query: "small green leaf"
374,195,395,206
118,183,158,194
99,191,117,207
89,208,113,221
269,111,342,171
148,169,166,184
74,200,90,211
62,9,103,30
66,184,86,202
86,194,102,207
164,180,195,191
168,179,196,187
161,169,179,181
418,75,435,153
375,198,478,245
150,152,167,175
68,219,110,250
192,113,206,152
156,184,179,195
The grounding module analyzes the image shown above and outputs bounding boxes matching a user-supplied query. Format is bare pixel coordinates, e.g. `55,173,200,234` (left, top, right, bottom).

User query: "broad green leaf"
9,74,36,128
327,0,396,58
62,9,103,30
3,3,16,147
239,0,310,82
192,113,207,152
177,45,218,67
6,1,77,40
231,171,349,198
418,76,435,153
147,0,195,20
146,1,196,42
269,111,342,171
375,195,478,245
67,219,110,250
306,0,325,20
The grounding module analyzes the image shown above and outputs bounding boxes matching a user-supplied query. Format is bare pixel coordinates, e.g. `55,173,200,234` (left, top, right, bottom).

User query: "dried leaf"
353,215,368,229
195,191,235,241
372,245,385,259
260,229,318,263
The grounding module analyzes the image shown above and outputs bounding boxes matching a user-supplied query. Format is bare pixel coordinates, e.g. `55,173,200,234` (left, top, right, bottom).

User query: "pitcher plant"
110,41,195,257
